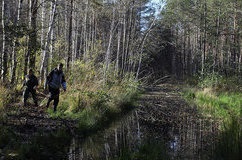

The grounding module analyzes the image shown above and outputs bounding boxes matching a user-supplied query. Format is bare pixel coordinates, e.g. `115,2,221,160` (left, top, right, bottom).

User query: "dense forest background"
1,0,242,87
160,0,242,78
0,0,162,87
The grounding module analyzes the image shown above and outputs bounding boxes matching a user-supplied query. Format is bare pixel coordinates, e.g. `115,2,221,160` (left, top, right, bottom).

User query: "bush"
0,84,11,119
52,62,140,131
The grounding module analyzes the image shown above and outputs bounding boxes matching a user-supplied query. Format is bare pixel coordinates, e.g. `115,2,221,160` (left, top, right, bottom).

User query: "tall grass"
0,84,11,120
194,92,242,120
183,74,242,159
48,61,140,131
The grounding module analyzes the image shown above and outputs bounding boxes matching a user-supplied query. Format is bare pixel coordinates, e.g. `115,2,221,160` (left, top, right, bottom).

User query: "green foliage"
182,88,196,101
49,61,140,131
194,92,242,119
0,85,11,120
183,74,242,119
183,74,242,159
188,73,242,93
108,74,140,110
198,73,223,89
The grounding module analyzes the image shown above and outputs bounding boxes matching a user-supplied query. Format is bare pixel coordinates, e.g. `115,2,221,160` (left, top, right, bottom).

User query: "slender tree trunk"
83,0,88,62
28,0,38,69
72,1,79,63
136,18,156,80
40,0,45,51
67,0,73,71
11,0,23,84
201,0,207,76
1,0,7,83
187,27,191,76
121,11,126,75
183,30,186,75
40,0,57,88
115,24,121,75
1,0,5,81
104,7,115,80
124,9,132,73
213,7,221,73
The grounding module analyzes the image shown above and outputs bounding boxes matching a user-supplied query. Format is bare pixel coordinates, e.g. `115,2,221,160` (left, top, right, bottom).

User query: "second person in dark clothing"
23,69,39,106
46,63,67,112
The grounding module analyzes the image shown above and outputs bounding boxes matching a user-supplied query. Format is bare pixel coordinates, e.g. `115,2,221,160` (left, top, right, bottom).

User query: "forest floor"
2,79,219,150
2,98,78,133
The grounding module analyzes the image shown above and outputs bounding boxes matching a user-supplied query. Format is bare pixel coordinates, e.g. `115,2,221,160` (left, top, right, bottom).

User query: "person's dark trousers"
46,86,60,112
23,88,38,106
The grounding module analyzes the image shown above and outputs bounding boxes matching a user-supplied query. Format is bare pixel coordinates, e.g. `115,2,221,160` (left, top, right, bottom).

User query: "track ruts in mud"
2,104,77,132
136,82,219,158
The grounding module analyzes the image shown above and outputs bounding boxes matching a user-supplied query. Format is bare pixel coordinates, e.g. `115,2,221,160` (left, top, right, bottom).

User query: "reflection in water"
0,109,218,160
0,127,71,159
67,110,217,160
170,135,179,151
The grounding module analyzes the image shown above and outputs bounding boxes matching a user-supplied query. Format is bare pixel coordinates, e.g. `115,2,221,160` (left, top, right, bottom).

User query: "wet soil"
136,81,219,159
1,82,219,159
2,101,77,133
3,80,219,133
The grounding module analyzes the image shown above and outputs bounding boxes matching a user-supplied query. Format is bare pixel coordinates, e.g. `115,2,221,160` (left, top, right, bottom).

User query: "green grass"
46,62,141,133
194,92,242,120
0,84,12,121
183,74,242,159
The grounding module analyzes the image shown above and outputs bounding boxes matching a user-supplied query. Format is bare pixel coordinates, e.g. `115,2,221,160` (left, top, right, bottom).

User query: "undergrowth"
47,61,140,132
0,84,12,120
183,73,242,159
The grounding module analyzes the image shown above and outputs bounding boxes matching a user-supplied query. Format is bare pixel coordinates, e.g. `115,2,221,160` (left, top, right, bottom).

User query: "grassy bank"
46,61,141,133
0,60,141,135
183,74,242,159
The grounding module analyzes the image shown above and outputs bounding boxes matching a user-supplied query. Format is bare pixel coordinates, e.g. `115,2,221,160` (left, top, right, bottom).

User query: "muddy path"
2,81,220,137
0,81,220,159
2,102,77,133
136,81,219,159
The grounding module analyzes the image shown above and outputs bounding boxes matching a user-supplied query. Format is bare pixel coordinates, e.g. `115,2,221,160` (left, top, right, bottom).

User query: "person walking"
23,69,39,106
46,63,67,112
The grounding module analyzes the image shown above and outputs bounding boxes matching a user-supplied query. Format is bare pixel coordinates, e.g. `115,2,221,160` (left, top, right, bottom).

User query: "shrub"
0,84,11,119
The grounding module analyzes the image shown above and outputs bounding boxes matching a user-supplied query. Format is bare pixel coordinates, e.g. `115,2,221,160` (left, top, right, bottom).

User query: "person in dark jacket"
23,69,39,106
46,63,67,112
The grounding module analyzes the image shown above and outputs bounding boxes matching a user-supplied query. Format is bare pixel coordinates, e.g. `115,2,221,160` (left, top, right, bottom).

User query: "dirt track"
136,81,219,159
2,103,77,133
1,81,219,156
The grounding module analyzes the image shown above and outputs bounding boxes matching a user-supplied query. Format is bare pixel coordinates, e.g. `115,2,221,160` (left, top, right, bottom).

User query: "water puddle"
0,108,218,160
66,109,218,159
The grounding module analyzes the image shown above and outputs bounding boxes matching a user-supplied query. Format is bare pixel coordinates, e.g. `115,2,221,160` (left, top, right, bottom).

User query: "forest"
0,0,242,159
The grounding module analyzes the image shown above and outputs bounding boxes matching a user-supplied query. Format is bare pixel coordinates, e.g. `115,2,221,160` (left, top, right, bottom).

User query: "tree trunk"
28,0,38,69
1,0,7,83
67,0,73,72
11,0,23,84
136,18,156,80
115,24,121,75
40,0,45,51
104,7,115,80
40,0,57,88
